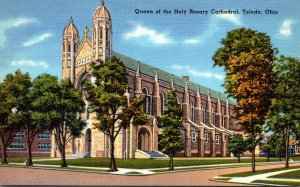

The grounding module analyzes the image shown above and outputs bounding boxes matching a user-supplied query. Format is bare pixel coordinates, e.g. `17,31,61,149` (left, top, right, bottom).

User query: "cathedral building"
51,0,238,159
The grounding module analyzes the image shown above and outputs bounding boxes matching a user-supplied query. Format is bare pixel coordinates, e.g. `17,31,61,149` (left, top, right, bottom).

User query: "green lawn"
34,157,279,169
271,169,300,179
7,158,27,163
223,166,300,177
290,156,300,161
253,180,300,186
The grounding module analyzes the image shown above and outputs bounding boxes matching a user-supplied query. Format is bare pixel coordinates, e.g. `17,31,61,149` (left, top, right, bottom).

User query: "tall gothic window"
68,43,71,52
190,101,195,122
205,133,210,143
93,29,96,44
99,27,103,39
201,104,205,123
211,107,216,126
142,88,151,115
216,135,220,144
160,93,166,115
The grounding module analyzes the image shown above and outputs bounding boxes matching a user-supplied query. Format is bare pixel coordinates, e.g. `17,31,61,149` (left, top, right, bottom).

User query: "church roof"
64,17,79,35
94,0,111,20
112,51,236,105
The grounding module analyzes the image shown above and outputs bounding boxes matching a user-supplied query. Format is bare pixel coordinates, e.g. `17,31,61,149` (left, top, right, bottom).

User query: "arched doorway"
138,128,151,151
85,129,92,157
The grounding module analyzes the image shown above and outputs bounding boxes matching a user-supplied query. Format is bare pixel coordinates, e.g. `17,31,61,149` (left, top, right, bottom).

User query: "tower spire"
70,16,73,23
101,0,104,6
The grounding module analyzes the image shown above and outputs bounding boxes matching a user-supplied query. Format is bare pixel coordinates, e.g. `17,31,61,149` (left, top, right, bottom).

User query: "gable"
75,38,92,67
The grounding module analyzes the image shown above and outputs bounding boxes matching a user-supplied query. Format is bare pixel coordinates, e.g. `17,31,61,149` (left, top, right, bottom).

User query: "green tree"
31,74,85,167
0,70,30,164
259,133,272,162
86,57,147,172
268,133,285,161
228,134,247,163
159,89,183,170
8,72,39,166
213,28,277,172
267,56,300,168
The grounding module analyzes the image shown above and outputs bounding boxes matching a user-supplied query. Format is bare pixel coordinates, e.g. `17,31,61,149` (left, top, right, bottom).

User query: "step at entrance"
143,151,168,158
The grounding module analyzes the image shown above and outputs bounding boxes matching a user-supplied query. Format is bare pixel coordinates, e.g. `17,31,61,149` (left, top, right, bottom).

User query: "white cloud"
171,64,224,80
183,15,242,46
0,17,38,48
279,19,295,37
11,60,49,69
23,32,53,47
183,38,199,44
215,14,242,26
124,24,172,45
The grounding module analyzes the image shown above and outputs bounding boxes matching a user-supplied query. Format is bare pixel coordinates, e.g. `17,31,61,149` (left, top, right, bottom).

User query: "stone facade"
52,0,238,159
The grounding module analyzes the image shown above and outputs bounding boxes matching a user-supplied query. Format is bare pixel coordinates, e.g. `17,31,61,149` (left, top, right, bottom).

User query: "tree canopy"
267,56,300,167
228,134,248,163
159,89,183,170
31,74,85,167
213,28,277,172
0,70,31,164
86,57,147,172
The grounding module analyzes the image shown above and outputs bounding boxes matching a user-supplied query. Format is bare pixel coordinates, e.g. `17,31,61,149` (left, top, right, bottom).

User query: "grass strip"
213,177,232,181
152,163,251,172
34,157,282,169
223,166,300,177
253,179,300,186
271,169,300,179
125,171,142,175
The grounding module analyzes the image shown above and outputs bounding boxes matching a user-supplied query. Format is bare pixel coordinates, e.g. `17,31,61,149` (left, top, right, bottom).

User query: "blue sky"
0,0,299,93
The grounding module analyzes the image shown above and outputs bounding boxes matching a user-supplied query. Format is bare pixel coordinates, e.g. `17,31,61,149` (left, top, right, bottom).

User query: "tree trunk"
61,147,68,167
267,153,270,162
252,132,256,173
279,153,282,161
0,140,8,165
109,137,118,172
285,126,289,168
238,155,241,163
169,155,174,170
26,137,33,166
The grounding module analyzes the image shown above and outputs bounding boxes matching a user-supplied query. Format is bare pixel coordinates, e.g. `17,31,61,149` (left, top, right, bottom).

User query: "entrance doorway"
138,128,150,151
85,129,91,157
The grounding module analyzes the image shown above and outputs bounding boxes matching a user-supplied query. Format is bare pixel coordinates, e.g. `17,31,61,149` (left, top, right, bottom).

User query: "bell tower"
92,0,112,63
62,17,80,82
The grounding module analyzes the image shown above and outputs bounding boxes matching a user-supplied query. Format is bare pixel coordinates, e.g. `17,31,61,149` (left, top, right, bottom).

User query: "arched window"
216,135,220,144
142,88,151,115
201,104,205,123
99,27,103,40
68,43,71,52
160,93,166,115
211,108,216,126
93,29,96,43
205,133,210,143
190,101,195,122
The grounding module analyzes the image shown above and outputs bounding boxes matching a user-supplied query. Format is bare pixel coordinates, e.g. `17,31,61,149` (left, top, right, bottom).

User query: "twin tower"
61,0,112,83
